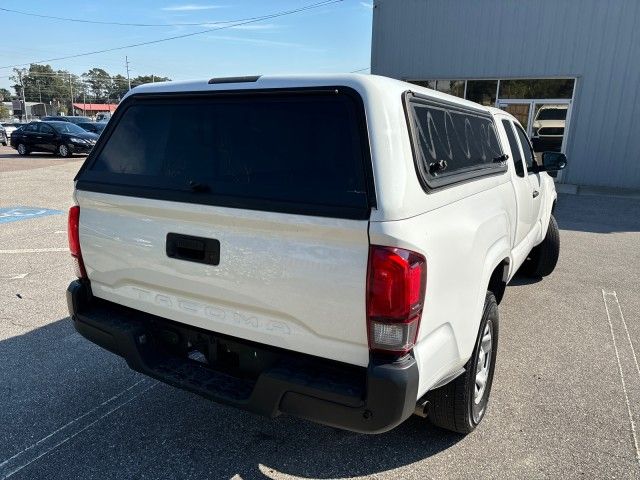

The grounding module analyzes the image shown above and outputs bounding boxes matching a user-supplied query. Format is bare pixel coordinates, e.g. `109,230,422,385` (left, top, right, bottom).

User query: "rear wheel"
58,144,71,157
522,214,560,277
17,143,29,156
426,292,499,434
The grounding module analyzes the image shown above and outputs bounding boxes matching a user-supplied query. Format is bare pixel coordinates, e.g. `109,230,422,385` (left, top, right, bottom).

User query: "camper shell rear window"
75,87,375,220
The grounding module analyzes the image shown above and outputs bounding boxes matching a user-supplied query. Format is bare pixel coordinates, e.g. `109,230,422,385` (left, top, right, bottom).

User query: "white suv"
66,74,566,434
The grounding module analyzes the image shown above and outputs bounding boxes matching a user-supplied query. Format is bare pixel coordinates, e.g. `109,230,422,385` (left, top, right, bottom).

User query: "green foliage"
0,88,12,101
0,102,10,120
9,63,172,106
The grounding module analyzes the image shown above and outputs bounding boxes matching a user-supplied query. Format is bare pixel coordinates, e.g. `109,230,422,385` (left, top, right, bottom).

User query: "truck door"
513,123,543,225
500,119,536,247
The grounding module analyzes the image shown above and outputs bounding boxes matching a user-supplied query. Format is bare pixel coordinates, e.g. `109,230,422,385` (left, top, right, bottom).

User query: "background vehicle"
531,104,567,152
42,115,92,125
2,122,27,137
67,74,566,435
77,122,107,135
95,112,111,122
0,124,7,146
11,121,98,156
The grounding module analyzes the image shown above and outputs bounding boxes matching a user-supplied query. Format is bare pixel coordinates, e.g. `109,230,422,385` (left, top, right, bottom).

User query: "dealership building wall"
371,0,640,190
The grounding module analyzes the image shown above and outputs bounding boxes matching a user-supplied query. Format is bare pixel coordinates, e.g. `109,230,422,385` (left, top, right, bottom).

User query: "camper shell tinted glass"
404,92,506,190
75,88,374,220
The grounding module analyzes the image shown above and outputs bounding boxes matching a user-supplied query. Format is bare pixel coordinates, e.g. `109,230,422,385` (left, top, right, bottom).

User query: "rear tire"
426,292,499,434
522,214,560,277
17,143,29,156
58,144,72,157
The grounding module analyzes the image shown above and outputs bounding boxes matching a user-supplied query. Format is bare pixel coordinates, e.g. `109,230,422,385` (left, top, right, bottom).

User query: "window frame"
513,122,536,172
403,91,507,191
501,119,526,178
74,86,377,220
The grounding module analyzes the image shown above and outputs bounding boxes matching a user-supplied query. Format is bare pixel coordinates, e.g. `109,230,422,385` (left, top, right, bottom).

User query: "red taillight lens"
367,246,426,354
68,205,86,278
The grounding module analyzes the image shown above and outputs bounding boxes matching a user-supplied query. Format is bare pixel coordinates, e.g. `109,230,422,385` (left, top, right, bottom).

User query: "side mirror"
540,151,567,172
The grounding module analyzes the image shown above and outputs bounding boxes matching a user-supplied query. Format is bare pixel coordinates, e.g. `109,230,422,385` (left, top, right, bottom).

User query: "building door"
498,99,572,178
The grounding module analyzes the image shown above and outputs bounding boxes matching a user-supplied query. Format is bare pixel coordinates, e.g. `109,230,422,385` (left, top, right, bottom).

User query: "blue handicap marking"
0,206,63,224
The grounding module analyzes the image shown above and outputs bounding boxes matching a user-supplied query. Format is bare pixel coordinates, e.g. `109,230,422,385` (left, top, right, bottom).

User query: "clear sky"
0,0,373,92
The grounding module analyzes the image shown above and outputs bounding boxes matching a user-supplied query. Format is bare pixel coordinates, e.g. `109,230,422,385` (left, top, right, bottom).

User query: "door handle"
166,233,220,265
532,190,539,198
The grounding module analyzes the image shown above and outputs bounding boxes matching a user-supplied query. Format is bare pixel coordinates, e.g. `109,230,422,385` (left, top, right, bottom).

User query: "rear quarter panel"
369,176,516,397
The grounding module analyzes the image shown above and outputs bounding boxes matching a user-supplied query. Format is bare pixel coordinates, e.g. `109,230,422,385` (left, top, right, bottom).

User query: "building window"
499,79,574,99
465,80,498,106
409,80,436,89
407,80,465,98
434,80,465,98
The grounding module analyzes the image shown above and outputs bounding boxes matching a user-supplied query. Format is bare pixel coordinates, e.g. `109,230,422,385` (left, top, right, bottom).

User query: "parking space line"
603,290,640,468
611,291,640,381
0,248,68,254
0,379,157,479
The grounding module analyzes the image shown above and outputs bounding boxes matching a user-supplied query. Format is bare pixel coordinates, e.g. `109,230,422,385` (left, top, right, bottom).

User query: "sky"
0,0,373,92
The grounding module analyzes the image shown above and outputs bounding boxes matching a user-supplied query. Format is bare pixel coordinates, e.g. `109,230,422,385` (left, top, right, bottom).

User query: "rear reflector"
366,246,426,354
68,205,86,278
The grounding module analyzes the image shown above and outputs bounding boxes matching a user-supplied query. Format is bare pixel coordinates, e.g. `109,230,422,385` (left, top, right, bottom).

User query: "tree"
82,68,112,102
131,75,171,88
0,103,10,120
109,74,129,102
0,88,11,101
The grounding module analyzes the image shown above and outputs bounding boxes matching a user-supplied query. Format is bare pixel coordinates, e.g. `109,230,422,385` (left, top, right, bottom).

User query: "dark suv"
11,121,98,156
42,116,92,125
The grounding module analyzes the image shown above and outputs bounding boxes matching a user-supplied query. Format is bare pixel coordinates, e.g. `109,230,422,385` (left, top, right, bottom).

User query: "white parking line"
603,290,640,468
0,379,156,479
0,248,68,254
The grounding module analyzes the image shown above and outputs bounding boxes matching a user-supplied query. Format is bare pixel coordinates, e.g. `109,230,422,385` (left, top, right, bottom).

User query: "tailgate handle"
166,233,220,266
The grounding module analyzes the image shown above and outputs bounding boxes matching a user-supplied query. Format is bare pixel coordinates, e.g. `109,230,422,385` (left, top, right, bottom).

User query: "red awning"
72,103,118,112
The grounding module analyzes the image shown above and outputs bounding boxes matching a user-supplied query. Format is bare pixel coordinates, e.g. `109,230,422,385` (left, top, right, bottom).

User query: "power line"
0,5,323,28
0,0,341,69
350,67,370,73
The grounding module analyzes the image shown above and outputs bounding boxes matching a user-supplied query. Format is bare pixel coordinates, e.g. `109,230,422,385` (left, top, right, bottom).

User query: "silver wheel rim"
18,144,25,154
60,145,68,156
474,320,492,404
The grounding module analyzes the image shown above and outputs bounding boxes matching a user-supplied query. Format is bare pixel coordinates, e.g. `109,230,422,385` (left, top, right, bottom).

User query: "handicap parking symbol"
0,206,63,224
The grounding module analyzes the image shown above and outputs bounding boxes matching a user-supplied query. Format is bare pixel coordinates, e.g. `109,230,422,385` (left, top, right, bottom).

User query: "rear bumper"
67,280,419,433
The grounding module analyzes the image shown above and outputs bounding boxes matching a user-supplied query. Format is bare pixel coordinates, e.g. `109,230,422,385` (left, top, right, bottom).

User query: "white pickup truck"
66,74,566,434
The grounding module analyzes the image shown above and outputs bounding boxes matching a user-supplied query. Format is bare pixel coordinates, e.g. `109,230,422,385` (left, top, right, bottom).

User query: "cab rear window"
76,89,373,219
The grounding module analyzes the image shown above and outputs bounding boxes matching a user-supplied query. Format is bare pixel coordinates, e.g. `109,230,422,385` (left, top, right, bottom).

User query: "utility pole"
125,56,131,90
69,73,75,116
152,74,155,83
17,70,29,122
37,79,44,116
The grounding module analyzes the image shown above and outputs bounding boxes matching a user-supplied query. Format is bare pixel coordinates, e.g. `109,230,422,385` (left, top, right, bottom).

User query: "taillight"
366,245,426,354
68,205,86,278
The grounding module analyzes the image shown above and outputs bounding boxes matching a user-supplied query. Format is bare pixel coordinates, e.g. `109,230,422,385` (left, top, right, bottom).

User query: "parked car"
95,112,112,122
2,122,26,137
531,104,567,152
66,74,566,435
10,121,98,156
42,115,92,125
77,122,107,135
0,124,7,146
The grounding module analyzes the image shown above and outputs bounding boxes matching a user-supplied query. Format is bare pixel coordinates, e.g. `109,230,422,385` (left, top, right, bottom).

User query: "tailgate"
74,87,374,366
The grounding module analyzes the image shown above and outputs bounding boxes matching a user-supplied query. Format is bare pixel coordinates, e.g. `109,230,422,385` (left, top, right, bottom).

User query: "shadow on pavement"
555,193,640,234
0,318,462,479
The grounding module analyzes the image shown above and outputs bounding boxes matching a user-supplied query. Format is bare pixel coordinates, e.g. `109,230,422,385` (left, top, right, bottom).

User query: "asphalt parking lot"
1,144,639,479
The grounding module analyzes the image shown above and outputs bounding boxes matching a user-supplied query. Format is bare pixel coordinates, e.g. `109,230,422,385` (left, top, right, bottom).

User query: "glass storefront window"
499,79,574,99
408,80,436,89
435,80,465,98
465,80,498,106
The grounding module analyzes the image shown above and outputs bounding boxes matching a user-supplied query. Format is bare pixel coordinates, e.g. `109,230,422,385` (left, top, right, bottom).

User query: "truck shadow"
0,318,463,479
